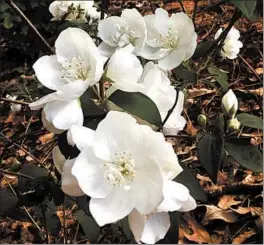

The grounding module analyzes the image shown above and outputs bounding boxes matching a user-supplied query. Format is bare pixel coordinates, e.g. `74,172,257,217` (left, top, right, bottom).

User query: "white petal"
67,125,95,151
106,50,143,92
33,55,66,90
98,42,116,57
128,209,146,243
41,110,64,134
158,49,186,70
29,92,59,110
52,146,65,174
226,27,240,41
44,99,83,130
157,180,190,212
10,104,21,112
215,28,223,40
98,16,128,47
178,195,197,212
140,43,169,60
90,187,136,226
141,212,170,244
121,8,147,54
93,111,137,161
72,147,112,198
61,159,85,197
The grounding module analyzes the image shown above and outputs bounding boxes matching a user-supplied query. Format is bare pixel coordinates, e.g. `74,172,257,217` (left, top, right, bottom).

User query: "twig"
162,89,179,126
192,0,199,30
0,97,30,105
41,204,49,244
5,0,54,54
238,54,262,82
73,222,80,243
148,0,155,14
177,0,186,13
3,174,41,231
0,169,34,180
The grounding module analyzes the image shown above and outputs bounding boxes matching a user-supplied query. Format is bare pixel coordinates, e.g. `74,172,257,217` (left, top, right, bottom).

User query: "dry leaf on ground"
181,213,212,244
232,229,257,244
217,195,242,210
202,205,238,225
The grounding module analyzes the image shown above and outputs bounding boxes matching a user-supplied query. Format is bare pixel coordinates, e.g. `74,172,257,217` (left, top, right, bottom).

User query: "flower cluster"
30,5,243,243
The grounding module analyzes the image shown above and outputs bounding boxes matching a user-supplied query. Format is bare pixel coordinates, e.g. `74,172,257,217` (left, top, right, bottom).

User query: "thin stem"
148,0,155,14
192,0,199,30
5,0,54,54
92,85,104,103
162,89,179,126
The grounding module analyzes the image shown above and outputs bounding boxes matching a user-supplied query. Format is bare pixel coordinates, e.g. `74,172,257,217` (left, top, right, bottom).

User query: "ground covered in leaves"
0,0,263,244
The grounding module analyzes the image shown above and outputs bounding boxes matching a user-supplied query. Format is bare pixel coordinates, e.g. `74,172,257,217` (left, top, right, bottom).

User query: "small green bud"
227,117,241,131
197,114,207,128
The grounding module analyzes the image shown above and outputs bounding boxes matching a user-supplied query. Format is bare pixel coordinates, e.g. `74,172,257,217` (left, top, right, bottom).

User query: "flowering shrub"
1,0,262,244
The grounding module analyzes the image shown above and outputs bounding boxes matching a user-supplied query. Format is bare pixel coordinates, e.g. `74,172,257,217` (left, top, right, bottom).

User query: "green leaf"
46,214,61,236
3,12,13,29
0,189,18,213
225,141,263,172
231,0,257,19
76,210,100,243
174,163,207,202
107,90,162,129
208,67,229,92
192,40,215,59
173,64,197,83
197,133,224,183
236,113,263,130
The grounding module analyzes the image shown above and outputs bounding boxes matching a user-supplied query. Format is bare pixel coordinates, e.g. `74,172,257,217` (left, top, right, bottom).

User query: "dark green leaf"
197,133,224,183
49,183,64,206
3,208,31,222
208,67,229,92
192,40,215,59
58,131,80,159
237,113,263,130
46,214,61,236
75,196,91,216
174,164,207,202
225,141,263,172
76,210,100,243
0,189,18,212
231,0,257,19
173,64,197,83
120,217,134,241
107,90,162,129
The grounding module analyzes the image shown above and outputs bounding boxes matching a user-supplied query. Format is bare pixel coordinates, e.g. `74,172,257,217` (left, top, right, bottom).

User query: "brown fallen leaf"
230,206,262,216
255,67,263,75
217,195,242,210
202,205,238,225
181,213,212,244
232,229,257,244
188,88,217,99
38,132,55,144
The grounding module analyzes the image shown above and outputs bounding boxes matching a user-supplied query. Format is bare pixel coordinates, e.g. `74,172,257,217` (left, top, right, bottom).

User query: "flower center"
61,56,88,83
112,24,139,47
156,27,178,50
104,151,136,190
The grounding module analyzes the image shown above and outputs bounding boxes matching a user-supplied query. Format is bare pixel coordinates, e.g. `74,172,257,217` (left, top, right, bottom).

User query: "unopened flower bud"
221,89,238,118
227,118,241,131
197,114,207,128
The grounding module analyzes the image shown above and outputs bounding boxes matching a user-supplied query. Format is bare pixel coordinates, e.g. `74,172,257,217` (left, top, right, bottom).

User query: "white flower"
128,143,196,244
52,146,84,196
140,8,197,70
6,94,22,112
221,89,238,118
30,27,106,131
105,52,186,135
49,1,98,22
64,111,180,226
214,27,243,59
98,8,147,57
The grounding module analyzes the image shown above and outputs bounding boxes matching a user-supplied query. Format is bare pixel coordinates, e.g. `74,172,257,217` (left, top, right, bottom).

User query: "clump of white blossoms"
105,50,186,135
215,27,243,59
98,8,147,57
60,111,193,227
221,89,238,118
49,1,100,22
30,27,106,132
140,8,197,70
